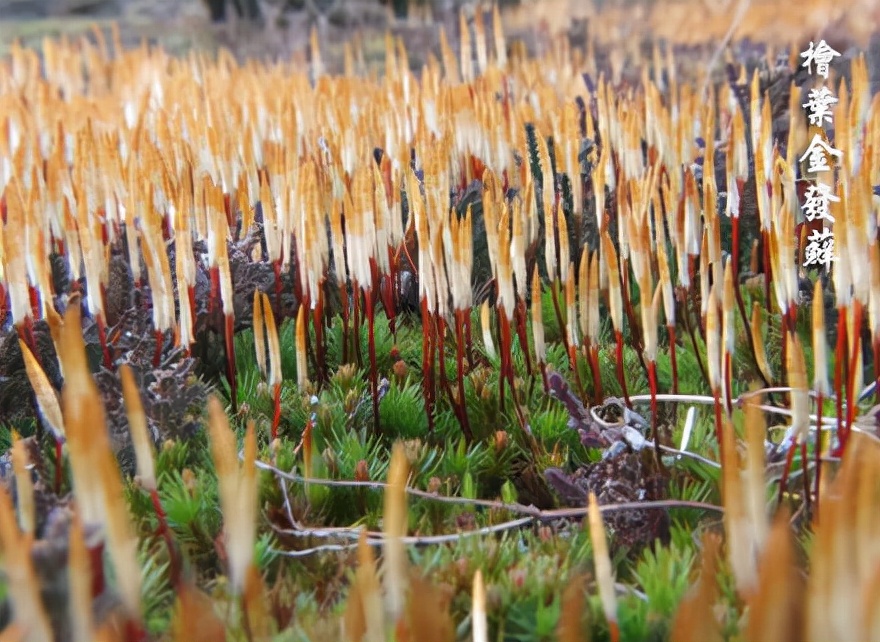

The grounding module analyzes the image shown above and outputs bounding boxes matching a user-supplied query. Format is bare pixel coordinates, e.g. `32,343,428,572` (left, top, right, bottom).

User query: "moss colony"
1,3,880,641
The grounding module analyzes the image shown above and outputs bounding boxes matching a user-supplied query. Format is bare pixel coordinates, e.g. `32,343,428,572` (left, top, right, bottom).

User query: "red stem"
273,260,282,312
149,488,182,589
152,329,164,368
514,298,533,377
365,287,380,437
499,309,516,411
271,382,281,441
455,309,474,442
313,290,326,383
210,266,219,315
340,283,350,364
421,297,436,434
225,313,238,415
614,330,630,406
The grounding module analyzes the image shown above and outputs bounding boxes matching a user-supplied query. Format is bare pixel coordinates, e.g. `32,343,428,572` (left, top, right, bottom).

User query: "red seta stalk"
152,330,164,368
352,279,362,368
648,359,659,448
225,313,238,415
271,383,282,441
209,266,220,315
420,297,436,434
614,330,630,407
777,438,797,507
273,260,282,311
514,299,533,377
149,487,182,588
498,309,516,411
339,282,350,365
313,289,326,383
365,286,380,437
668,325,679,395
89,540,106,598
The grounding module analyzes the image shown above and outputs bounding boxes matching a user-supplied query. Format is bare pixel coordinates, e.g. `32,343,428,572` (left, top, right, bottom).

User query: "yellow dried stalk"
720,413,757,599
656,233,675,328
481,299,497,360
750,302,774,384
18,339,65,440
253,290,267,380
295,303,309,389
746,507,804,642
742,390,769,560
262,292,282,388
705,283,721,393
473,8,488,75
383,442,410,626
807,434,880,640
578,247,590,340
600,231,623,334
3,181,31,325
0,486,52,642
207,399,258,596
491,4,506,68
68,511,95,642
10,436,34,535
565,263,579,348
459,11,474,83
787,332,810,445
343,529,385,642
721,261,736,389
530,270,547,365
557,574,589,642
170,581,227,642
120,364,156,492
670,533,722,642
587,492,617,637
472,570,488,642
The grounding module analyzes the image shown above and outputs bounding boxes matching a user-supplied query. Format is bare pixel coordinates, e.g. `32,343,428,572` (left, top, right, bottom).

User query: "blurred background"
0,0,877,71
